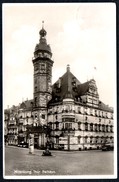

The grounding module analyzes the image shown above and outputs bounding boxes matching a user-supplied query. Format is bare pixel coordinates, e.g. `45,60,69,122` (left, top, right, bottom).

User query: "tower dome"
33,21,52,59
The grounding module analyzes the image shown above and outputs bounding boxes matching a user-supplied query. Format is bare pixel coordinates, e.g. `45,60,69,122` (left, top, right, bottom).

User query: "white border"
2,2,117,180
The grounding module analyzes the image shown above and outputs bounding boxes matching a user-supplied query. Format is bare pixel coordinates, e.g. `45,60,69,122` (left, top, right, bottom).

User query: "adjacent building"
4,23,114,150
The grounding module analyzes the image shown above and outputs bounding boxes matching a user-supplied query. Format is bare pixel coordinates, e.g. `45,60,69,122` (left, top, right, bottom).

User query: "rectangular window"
90,109,93,115
78,123,81,130
78,107,81,113
65,123,68,129
65,123,72,130
41,64,45,71
35,113,37,118
34,97,37,107
69,123,72,129
95,110,97,116
56,123,59,129
42,114,45,119
35,86,37,92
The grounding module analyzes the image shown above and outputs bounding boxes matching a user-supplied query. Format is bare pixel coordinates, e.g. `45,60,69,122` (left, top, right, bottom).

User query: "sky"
3,3,116,109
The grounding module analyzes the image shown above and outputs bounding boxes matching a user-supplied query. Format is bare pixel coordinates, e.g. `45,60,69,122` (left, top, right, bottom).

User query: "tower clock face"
40,63,46,73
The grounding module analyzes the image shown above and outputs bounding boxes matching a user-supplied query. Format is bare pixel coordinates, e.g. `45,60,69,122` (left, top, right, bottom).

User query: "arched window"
99,124,101,132
102,125,105,132
78,122,81,130
90,123,93,131
95,123,97,131
90,136,93,143
106,125,109,132
78,136,81,144
84,136,88,143
110,125,113,132
85,122,88,131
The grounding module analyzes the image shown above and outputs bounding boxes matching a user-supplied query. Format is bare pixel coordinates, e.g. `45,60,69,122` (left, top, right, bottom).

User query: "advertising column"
29,134,34,154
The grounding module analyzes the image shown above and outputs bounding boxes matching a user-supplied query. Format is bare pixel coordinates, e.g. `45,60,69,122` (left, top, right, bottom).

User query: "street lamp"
67,130,70,151
42,124,52,156
83,106,87,150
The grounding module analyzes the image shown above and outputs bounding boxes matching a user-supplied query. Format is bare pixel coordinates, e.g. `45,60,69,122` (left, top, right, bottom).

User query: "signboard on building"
59,137,67,144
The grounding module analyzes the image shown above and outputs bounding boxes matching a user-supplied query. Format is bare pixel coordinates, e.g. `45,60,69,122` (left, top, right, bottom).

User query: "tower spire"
42,20,44,29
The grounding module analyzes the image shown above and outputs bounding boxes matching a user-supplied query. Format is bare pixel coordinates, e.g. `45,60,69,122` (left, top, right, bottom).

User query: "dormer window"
72,77,76,86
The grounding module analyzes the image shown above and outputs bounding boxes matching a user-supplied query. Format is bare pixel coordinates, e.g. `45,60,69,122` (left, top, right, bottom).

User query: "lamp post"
42,124,52,156
83,106,87,150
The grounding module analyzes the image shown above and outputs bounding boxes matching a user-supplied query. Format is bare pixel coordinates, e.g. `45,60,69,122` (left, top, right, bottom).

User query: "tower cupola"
33,21,52,61
39,21,47,38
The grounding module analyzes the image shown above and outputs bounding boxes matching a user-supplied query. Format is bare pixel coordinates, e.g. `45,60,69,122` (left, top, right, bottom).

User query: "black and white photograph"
3,3,117,179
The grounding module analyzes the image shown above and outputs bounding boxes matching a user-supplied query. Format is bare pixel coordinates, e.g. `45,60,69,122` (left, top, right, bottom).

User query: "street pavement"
4,146,114,176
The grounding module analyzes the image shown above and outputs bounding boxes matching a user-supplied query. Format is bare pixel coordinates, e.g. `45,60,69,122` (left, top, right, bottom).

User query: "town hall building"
4,23,114,150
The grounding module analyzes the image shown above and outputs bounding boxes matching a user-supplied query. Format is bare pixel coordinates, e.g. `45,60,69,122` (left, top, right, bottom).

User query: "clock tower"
32,22,54,125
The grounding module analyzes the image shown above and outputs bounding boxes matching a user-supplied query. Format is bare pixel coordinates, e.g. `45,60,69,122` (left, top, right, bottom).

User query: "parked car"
18,141,28,148
102,143,114,151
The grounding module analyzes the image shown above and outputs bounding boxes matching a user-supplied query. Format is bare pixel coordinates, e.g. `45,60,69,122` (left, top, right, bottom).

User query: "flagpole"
93,66,97,80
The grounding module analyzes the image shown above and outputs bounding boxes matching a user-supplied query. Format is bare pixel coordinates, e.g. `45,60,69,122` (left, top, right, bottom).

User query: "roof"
77,81,90,96
19,99,33,110
49,65,95,104
49,65,81,103
99,101,113,112
34,26,52,54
